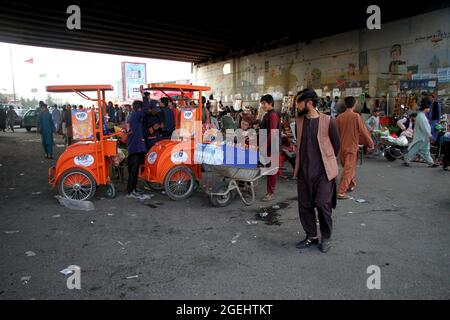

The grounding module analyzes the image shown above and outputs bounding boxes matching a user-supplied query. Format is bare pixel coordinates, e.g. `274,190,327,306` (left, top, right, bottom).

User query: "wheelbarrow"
378,136,410,162
204,164,279,207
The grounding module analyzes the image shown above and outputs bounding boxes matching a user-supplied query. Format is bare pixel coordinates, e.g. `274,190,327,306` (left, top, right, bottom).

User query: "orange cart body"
138,83,210,200
46,85,119,200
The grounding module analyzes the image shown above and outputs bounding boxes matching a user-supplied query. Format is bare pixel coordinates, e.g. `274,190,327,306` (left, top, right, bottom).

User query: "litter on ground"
25,251,36,257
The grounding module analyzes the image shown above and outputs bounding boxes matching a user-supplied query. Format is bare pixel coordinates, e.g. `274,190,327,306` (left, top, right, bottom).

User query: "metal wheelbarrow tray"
204,164,279,207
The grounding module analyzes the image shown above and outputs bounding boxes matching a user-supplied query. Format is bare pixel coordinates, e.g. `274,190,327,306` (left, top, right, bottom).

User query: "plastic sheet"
55,195,95,211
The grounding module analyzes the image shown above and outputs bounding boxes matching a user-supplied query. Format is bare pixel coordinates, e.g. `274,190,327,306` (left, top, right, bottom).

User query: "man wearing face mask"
293,89,340,253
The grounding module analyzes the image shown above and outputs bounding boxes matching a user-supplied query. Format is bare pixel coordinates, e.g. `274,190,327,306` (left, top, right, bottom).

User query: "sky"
0,42,192,105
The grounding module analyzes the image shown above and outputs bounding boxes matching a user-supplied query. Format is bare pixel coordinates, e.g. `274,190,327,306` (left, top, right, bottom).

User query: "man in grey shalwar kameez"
51,105,61,133
404,98,438,168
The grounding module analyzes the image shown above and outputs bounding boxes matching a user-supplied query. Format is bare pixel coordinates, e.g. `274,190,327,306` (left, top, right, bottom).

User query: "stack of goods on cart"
373,126,408,146
111,147,127,167
110,125,128,166
195,140,259,169
372,127,390,138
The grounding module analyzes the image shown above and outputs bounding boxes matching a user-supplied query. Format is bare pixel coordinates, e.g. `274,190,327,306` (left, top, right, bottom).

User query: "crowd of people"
3,87,448,253
0,105,19,133
121,86,449,253
290,89,449,253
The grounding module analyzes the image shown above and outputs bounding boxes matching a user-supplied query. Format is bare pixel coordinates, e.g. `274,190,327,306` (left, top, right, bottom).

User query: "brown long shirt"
336,109,373,154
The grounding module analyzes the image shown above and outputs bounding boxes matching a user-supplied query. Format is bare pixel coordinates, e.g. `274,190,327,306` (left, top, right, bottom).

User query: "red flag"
24,58,33,64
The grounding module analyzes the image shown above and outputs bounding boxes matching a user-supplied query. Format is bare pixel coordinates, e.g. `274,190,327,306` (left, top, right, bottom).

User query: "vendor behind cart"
397,112,416,140
145,115,162,150
365,107,382,154
159,97,175,138
365,107,382,132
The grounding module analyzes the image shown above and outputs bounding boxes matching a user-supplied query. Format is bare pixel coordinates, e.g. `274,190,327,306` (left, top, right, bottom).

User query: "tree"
17,96,39,108
46,93,55,106
0,93,7,104
29,97,39,108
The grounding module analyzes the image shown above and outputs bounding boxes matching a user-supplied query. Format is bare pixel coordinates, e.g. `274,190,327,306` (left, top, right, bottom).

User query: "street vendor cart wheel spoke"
58,169,97,201
164,166,195,201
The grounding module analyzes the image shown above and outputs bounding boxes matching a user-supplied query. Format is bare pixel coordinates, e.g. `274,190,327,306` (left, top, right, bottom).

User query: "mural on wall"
376,35,449,96
388,44,407,77
264,61,298,100
309,68,322,88
300,52,369,97
238,61,262,101
194,9,450,103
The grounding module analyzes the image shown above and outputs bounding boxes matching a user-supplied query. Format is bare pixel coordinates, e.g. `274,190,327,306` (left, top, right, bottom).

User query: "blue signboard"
400,79,438,91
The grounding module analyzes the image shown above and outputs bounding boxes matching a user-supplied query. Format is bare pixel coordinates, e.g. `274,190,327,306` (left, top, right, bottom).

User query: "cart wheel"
145,181,165,191
384,148,398,162
106,183,116,199
164,166,195,201
58,169,96,201
209,181,235,207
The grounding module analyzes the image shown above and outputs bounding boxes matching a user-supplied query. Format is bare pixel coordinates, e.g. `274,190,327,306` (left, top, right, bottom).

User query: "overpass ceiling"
0,0,448,64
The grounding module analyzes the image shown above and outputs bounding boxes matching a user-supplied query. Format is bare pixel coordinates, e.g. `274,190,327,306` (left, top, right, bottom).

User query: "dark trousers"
42,143,53,156
298,204,333,239
443,140,450,168
161,130,174,138
297,176,334,239
127,152,145,194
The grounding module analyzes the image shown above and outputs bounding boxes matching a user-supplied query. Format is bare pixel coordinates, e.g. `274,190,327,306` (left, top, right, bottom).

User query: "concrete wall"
193,8,450,109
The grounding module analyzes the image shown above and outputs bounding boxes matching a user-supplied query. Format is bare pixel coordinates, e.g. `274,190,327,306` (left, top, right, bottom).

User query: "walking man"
62,104,73,145
404,97,438,168
294,89,341,253
6,106,17,132
52,105,61,133
336,96,374,200
0,106,6,132
37,103,55,159
330,96,339,118
429,94,441,143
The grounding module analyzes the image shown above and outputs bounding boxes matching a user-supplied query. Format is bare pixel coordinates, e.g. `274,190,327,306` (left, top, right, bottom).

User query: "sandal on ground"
261,193,275,202
337,194,350,200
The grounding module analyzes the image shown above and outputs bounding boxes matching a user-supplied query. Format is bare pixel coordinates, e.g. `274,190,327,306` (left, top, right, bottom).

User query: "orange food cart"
139,83,210,200
46,85,118,200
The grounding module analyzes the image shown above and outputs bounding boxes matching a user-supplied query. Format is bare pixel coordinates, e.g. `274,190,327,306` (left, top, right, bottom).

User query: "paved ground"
0,128,449,300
